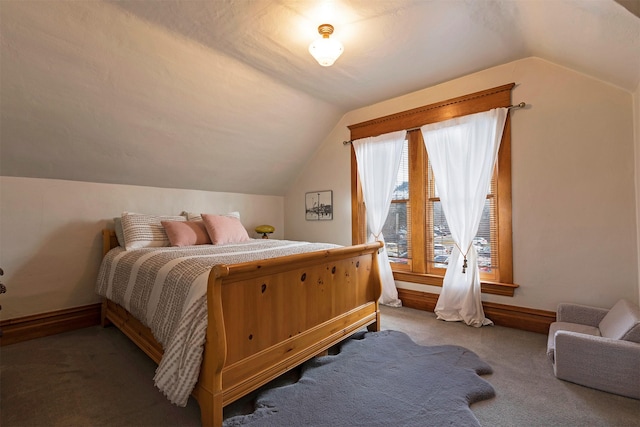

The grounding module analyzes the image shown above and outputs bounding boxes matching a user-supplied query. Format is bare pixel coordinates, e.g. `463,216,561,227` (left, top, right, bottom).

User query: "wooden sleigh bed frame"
101,230,383,427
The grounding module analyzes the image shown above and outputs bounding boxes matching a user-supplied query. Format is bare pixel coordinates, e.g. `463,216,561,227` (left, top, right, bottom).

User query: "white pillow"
183,211,240,222
121,212,186,250
113,217,126,247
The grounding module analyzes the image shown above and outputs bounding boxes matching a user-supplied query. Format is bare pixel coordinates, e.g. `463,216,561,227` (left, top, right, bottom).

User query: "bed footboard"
193,241,383,427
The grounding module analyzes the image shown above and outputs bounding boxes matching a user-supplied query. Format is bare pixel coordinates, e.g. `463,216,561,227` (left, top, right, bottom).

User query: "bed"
97,227,383,427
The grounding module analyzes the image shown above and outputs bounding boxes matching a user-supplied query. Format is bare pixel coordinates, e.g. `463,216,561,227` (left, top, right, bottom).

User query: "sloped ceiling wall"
1,0,638,196
0,1,342,196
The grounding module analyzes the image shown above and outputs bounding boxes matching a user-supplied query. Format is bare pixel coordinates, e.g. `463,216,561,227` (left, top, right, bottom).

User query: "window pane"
392,143,409,201
432,201,452,267
427,157,497,273
475,199,494,273
431,199,494,272
383,202,409,264
386,141,410,264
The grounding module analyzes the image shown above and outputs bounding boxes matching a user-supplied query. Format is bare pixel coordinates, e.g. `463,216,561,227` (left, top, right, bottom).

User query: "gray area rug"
223,330,495,426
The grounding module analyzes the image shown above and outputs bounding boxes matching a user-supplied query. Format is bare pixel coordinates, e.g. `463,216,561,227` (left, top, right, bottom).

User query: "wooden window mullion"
408,131,427,273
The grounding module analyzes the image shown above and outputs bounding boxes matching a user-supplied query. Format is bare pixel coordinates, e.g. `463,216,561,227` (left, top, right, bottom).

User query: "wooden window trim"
349,83,517,296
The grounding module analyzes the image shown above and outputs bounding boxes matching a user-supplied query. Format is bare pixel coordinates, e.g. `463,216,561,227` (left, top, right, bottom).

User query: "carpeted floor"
2,305,639,426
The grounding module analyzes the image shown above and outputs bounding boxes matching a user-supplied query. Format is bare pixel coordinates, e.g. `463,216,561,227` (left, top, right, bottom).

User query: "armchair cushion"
546,322,600,362
598,299,640,342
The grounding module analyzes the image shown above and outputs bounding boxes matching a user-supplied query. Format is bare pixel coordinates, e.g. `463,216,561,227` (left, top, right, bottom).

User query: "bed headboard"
102,229,118,257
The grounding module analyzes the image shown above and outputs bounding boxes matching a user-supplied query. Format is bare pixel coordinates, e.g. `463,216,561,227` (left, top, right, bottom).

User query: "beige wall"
0,177,284,320
285,57,638,312
3,56,636,321
635,77,640,302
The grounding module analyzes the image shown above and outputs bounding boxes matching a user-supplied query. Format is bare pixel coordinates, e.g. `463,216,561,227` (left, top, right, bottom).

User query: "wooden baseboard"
398,288,440,312
0,303,102,346
0,291,555,346
397,288,555,334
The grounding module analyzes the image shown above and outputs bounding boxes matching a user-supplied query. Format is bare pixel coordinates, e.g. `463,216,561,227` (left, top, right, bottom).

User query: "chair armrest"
556,303,608,327
554,331,640,399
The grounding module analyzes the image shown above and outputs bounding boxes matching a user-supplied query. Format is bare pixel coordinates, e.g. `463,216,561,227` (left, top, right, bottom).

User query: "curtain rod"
342,102,526,145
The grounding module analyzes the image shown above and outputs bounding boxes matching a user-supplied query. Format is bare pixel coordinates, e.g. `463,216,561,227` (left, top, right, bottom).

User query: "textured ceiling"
110,0,640,107
1,0,639,195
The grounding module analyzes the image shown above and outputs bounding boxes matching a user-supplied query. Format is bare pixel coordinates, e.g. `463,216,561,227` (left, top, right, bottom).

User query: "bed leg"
366,307,381,332
100,299,112,327
198,394,223,427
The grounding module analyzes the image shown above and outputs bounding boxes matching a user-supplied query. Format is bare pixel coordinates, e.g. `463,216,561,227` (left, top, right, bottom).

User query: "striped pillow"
121,212,186,250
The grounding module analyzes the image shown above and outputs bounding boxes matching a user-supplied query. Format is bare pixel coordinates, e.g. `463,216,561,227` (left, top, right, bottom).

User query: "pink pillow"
201,214,250,245
161,220,211,246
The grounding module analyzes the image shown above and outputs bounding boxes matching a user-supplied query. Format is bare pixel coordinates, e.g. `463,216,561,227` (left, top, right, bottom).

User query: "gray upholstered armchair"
547,299,640,399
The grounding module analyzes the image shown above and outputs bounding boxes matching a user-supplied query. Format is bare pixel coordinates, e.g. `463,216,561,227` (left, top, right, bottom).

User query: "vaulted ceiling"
1,1,638,195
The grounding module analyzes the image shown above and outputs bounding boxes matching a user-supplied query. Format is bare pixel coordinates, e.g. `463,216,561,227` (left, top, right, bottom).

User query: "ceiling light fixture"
308,24,344,67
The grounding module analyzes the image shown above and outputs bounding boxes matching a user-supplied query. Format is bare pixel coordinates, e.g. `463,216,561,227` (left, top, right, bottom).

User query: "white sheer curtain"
353,130,407,307
420,108,508,327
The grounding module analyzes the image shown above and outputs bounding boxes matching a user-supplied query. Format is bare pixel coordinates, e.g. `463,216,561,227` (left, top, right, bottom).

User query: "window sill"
392,271,518,297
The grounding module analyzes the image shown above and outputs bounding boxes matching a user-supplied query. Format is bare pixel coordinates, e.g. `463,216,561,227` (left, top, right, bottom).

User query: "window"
349,84,515,293
384,133,500,281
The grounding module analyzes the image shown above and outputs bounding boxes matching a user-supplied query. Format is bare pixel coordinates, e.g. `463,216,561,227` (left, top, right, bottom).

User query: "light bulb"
308,24,344,67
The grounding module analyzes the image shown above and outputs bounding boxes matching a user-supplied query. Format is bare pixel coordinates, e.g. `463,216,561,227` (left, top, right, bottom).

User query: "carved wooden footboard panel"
100,230,382,427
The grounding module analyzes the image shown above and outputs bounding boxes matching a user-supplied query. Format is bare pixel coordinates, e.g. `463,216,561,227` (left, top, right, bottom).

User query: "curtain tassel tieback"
373,233,384,253
453,243,472,274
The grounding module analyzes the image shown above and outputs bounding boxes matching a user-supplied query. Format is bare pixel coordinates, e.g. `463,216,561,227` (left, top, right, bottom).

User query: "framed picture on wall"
305,190,333,221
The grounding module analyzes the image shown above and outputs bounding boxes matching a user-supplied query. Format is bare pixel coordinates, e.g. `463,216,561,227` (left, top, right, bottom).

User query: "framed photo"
305,190,333,221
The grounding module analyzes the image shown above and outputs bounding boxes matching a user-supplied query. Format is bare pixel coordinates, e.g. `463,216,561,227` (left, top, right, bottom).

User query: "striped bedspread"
95,239,340,406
